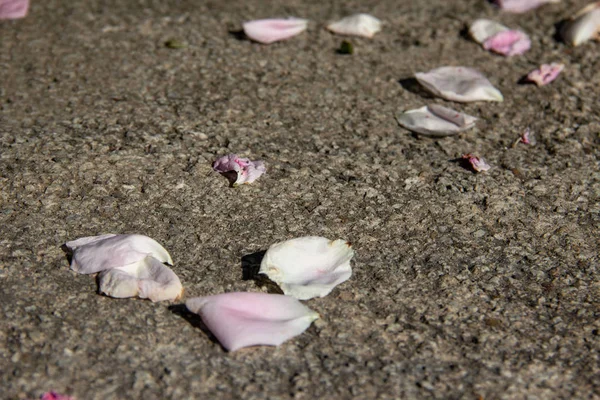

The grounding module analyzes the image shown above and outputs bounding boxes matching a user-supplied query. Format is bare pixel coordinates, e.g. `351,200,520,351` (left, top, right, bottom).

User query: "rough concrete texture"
1,0,599,399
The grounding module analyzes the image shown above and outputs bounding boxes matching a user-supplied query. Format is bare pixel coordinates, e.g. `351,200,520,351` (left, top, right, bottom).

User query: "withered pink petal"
396,105,478,137
0,0,29,19
40,392,75,400
186,292,319,351
462,154,491,173
526,63,564,86
519,128,536,145
483,30,531,56
243,18,308,44
212,154,266,186
493,0,560,13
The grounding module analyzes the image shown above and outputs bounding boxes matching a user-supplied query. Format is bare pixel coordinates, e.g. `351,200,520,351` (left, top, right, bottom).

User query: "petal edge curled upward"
396,105,478,137
415,66,503,102
243,18,308,44
212,154,266,186
326,13,382,38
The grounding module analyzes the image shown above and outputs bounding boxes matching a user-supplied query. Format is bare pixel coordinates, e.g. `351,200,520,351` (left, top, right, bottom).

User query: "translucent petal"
462,154,491,172
415,66,503,102
326,13,382,38
186,292,319,351
0,0,29,20
526,63,564,86
212,154,266,186
64,234,172,274
396,105,477,137
493,0,560,13
259,236,354,300
561,2,600,46
98,256,183,302
243,18,308,44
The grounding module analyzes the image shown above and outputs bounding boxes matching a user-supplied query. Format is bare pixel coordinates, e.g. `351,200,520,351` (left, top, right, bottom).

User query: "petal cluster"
415,66,503,103
213,154,266,186
326,13,382,38
259,236,354,300
64,234,182,302
243,18,308,44
0,0,29,19
186,292,319,351
561,2,600,46
396,105,477,137
526,63,564,86
470,19,530,56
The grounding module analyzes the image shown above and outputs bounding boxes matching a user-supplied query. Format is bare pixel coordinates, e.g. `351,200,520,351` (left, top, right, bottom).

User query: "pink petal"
518,128,536,145
493,0,560,13
40,392,75,400
186,292,319,351
212,154,266,186
462,154,491,173
243,18,308,44
64,234,172,274
483,30,531,56
397,105,478,137
526,63,564,86
0,0,29,19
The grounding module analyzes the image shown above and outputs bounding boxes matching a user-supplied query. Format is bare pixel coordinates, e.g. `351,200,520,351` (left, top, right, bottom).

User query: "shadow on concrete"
241,250,284,294
398,77,435,99
168,304,224,349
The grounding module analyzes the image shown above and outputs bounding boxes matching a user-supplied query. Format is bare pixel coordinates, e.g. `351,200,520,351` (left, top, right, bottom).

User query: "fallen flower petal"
186,292,319,351
0,0,29,20
483,30,531,56
469,19,508,44
64,234,172,274
243,18,308,44
40,392,75,400
462,153,491,172
561,2,600,46
212,154,266,186
517,128,536,145
259,236,354,300
396,105,477,137
492,0,560,13
98,256,183,302
326,13,382,38
526,63,564,86
415,66,503,102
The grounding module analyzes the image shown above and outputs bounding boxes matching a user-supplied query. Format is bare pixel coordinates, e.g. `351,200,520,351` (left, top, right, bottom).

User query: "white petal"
561,2,600,46
415,66,504,103
186,292,319,351
396,105,478,137
493,0,560,14
259,236,354,300
469,19,508,44
326,13,382,38
243,18,308,44
98,256,183,302
65,234,173,274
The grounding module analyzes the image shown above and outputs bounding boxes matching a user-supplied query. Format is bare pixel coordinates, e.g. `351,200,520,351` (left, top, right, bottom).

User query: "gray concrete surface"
1,0,599,399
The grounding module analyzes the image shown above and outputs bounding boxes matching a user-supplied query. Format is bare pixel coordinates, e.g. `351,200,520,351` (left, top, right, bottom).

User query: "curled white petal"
493,0,560,13
99,256,183,302
259,236,354,300
212,154,266,186
326,13,382,38
415,66,503,103
396,105,477,137
469,19,508,44
186,292,319,351
65,234,173,274
243,18,308,44
561,2,600,46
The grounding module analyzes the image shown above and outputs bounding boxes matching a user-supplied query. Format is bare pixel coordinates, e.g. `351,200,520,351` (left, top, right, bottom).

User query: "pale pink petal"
561,2,600,46
0,0,29,20
518,128,536,145
259,236,354,300
415,66,503,102
185,292,319,351
492,0,560,13
396,105,478,137
98,256,183,302
462,153,491,172
212,154,266,186
243,18,308,44
64,234,172,274
326,13,382,38
526,63,564,86
483,30,531,56
40,392,75,400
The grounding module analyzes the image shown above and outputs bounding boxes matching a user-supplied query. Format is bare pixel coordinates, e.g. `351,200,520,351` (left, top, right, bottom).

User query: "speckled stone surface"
1,0,598,399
